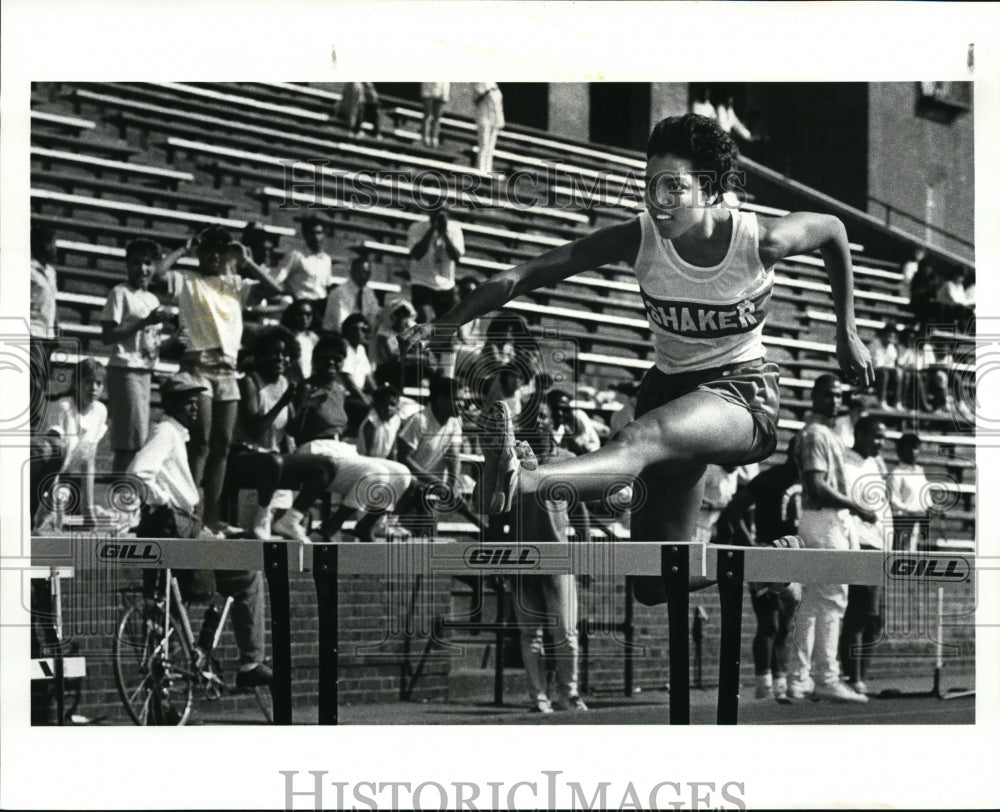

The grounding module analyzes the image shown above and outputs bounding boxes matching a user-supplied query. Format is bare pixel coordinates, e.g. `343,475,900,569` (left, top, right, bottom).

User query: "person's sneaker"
851,680,870,696
472,402,520,514
197,525,225,540
787,678,814,700
252,506,272,540
555,695,588,712
814,680,869,703
755,674,773,699
235,662,273,690
773,676,790,704
532,696,554,714
273,508,310,543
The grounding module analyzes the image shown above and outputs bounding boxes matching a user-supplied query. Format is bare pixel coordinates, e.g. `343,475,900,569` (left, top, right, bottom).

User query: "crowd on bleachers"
28,81,976,714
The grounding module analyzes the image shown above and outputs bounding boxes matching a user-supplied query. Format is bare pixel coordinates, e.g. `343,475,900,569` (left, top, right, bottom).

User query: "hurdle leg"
263,541,293,725
663,545,690,725
716,548,745,725
313,544,340,724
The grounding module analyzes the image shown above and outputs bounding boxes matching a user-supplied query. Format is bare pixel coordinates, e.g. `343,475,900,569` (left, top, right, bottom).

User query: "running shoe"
473,401,520,514
252,506,272,540
555,694,589,711
814,680,869,704
773,676,791,704
532,696,554,714
273,508,310,543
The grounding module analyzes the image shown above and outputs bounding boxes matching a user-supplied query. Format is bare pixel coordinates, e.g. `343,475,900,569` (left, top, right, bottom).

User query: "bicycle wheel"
112,601,195,725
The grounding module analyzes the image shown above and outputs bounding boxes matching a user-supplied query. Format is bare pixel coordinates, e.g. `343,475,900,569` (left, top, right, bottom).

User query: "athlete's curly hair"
646,114,740,201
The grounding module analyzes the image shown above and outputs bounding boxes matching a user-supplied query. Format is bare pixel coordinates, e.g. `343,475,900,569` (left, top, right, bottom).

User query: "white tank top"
634,209,774,374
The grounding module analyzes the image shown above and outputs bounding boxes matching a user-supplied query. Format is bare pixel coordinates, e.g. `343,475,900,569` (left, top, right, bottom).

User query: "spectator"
490,363,526,421
30,224,60,430
716,95,752,146
695,464,740,544
356,385,403,460
155,225,283,538
907,254,939,329
407,204,464,324
322,255,380,334
719,450,802,703
371,299,417,368
472,82,505,174
275,216,335,318
100,238,171,472
899,247,926,301
789,374,877,703
241,221,284,284
340,313,377,428
280,299,320,381
395,375,463,536
420,83,450,148
840,416,893,696
868,323,900,411
129,373,272,691
690,86,717,119
888,433,931,551
936,264,974,328
547,389,601,457
895,327,920,412
338,82,381,140
921,339,952,413
290,335,412,542
35,358,108,530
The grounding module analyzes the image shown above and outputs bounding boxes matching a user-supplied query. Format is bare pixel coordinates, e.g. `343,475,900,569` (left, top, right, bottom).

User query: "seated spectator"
407,205,464,324
920,339,952,413
224,327,339,541
936,264,975,328
129,373,272,690
371,299,417,368
36,358,108,529
280,299,320,381
100,238,171,473
867,323,900,411
290,335,412,541
322,255,380,334
547,389,601,457
420,82,450,148
338,82,381,140
356,385,403,460
899,247,926,301
275,216,335,318
341,313,376,434
888,433,931,551
907,254,939,329
394,375,463,536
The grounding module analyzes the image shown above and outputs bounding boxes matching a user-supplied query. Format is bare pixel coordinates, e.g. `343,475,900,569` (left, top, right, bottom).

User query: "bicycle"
112,568,273,725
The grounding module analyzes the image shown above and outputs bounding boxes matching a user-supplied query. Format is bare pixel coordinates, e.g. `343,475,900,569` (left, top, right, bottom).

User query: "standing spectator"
338,82,381,140
100,239,171,472
408,204,464,324
720,450,802,702
840,416,893,696
224,327,338,541
868,323,900,411
921,338,952,413
241,221,284,285
155,225,284,538
280,299,320,382
356,385,403,460
129,373,272,690
907,254,939,329
36,358,108,529
420,83,450,148
395,375,463,536
690,86,717,118
899,247,926,301
322,255,380,334
276,217,335,319
716,95,752,146
888,433,931,551
30,224,60,427
895,327,920,412
472,82,505,174
789,374,876,703
290,335,412,542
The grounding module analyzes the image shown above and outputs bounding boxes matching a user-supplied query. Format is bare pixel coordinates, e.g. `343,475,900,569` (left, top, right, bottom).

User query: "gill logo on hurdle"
884,555,971,582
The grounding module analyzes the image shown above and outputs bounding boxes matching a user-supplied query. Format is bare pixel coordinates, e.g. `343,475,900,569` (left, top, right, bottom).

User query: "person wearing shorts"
408,205,464,324
402,113,874,602
101,239,171,473
420,82,450,148
155,225,283,537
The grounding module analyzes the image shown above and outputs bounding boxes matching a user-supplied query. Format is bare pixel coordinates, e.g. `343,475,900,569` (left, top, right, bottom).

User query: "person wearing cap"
128,373,272,689
100,238,172,473
154,224,283,538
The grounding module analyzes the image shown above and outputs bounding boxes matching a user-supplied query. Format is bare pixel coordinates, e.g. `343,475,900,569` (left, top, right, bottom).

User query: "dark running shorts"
634,358,781,467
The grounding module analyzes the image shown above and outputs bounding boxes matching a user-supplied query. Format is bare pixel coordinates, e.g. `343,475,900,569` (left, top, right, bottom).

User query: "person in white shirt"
100,238,172,472
276,217,335,315
716,96,752,144
420,82,450,148
690,86,717,119
407,205,465,324
322,255,380,334
129,373,273,690
546,389,601,456
280,299,319,382
840,416,892,695
472,82,505,174
356,385,402,460
867,324,900,411
37,358,108,529
888,433,930,551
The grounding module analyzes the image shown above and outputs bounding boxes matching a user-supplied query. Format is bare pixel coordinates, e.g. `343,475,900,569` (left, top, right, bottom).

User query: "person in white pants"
790,375,878,703
473,83,505,174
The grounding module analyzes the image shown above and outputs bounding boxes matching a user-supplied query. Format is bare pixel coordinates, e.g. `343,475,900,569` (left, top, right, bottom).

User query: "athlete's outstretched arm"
400,219,639,349
759,213,874,387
